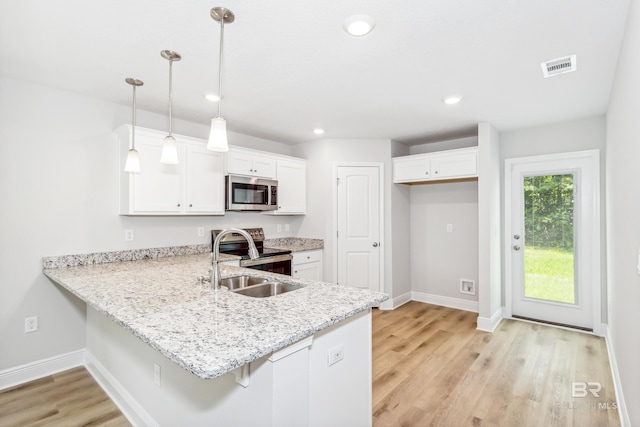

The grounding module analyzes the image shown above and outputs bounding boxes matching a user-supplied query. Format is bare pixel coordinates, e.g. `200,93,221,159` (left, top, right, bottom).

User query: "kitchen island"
43,247,387,426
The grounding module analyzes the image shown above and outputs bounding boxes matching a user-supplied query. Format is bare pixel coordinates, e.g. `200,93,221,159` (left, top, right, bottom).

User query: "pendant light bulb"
208,7,234,153
125,78,143,174
160,50,181,164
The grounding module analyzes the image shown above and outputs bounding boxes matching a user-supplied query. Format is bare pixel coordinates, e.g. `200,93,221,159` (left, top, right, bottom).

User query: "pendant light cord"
217,15,225,118
131,84,137,149
168,58,173,136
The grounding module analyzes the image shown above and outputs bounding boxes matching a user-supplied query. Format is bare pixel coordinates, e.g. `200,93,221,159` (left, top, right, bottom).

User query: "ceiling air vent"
541,54,577,78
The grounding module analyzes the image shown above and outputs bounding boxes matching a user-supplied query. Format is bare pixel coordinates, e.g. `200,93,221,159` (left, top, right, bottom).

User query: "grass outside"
524,246,575,304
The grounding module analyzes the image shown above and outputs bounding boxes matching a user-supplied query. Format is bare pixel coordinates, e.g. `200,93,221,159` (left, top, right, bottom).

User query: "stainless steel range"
211,228,292,275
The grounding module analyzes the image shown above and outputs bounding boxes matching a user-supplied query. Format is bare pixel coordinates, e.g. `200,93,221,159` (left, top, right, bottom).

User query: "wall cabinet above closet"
393,146,478,184
116,125,225,216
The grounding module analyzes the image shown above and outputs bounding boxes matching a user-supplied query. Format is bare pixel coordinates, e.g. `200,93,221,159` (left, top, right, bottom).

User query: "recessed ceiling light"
204,93,220,102
313,128,325,135
343,15,375,37
443,95,462,105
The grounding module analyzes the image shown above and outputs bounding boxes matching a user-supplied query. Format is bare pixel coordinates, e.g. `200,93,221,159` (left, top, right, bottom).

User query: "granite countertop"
43,250,386,380
263,237,324,253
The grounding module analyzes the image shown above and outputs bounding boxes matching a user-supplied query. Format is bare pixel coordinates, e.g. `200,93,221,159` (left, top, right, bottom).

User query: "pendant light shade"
160,50,181,164
124,148,141,173
208,7,234,153
160,135,179,164
124,78,143,174
207,117,228,151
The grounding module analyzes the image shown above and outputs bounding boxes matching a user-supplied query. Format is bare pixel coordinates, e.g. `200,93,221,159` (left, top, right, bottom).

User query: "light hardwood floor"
0,302,621,426
372,301,620,427
0,366,130,426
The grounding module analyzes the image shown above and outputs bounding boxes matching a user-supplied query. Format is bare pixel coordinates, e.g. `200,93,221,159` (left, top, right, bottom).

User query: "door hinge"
337,230,339,238
337,177,340,185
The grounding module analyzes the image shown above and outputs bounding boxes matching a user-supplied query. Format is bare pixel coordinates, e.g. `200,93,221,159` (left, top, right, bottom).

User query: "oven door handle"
240,254,293,267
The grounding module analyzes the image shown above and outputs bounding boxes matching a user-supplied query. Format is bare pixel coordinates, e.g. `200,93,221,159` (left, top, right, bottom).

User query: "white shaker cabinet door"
130,133,182,213
184,144,224,214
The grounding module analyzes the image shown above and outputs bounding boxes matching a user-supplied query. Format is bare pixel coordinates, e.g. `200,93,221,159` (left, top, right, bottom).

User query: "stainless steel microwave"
225,175,278,211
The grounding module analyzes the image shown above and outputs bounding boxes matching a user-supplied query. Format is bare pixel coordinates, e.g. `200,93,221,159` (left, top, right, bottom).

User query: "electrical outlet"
25,316,38,333
327,345,344,366
277,224,282,233
124,229,134,241
197,227,205,237
446,224,453,233
154,363,161,387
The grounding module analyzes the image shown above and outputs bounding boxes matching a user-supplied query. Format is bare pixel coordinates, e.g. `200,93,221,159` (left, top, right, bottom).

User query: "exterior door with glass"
505,151,600,331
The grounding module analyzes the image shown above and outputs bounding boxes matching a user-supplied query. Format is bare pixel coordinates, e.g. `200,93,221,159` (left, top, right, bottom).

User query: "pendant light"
207,7,234,152
124,78,144,174
160,50,181,164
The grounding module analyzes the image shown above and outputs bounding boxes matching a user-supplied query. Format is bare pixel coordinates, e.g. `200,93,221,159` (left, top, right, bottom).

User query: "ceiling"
0,0,630,145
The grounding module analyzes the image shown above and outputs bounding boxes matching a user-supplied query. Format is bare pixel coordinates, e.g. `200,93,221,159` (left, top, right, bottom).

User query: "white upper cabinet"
393,147,478,184
117,125,224,216
227,147,276,179
265,158,307,215
184,144,225,214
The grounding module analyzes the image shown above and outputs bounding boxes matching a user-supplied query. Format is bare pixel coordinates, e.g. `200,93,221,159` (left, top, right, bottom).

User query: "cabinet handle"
426,171,429,175
435,171,439,174
189,204,193,208
177,203,181,207
307,256,310,259
373,242,379,247
294,270,298,274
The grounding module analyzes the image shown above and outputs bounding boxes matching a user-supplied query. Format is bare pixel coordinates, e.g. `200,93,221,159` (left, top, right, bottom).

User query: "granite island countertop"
43,251,386,380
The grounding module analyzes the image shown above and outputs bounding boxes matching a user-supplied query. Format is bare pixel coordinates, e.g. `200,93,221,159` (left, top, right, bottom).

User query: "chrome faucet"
211,228,260,290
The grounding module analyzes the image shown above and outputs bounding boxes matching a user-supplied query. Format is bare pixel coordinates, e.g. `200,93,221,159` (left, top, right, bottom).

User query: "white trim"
477,307,505,332
85,350,158,427
378,292,412,310
504,150,601,332
332,162,385,293
0,349,85,391
411,291,479,313
603,324,630,426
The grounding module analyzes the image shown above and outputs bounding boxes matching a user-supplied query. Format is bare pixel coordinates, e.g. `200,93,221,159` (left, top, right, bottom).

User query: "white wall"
605,0,640,423
0,76,304,372
410,181,479,301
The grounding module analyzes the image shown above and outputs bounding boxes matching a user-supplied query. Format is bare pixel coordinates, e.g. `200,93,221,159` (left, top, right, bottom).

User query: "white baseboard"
378,292,411,310
411,291,479,313
85,351,158,427
476,307,504,332
0,349,85,391
603,324,630,426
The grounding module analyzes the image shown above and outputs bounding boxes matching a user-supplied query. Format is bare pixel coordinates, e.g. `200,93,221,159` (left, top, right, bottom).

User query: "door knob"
373,242,379,247
513,245,521,251
514,234,520,240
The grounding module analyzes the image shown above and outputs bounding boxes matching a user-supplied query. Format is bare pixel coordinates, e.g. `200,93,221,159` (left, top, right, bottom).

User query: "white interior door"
505,151,600,331
336,165,382,292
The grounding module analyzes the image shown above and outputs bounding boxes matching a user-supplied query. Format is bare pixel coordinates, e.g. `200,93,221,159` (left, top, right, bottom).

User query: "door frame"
504,150,602,335
332,161,385,293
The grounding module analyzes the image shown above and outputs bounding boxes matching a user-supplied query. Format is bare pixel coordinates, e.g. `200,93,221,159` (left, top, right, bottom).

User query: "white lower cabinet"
393,146,478,184
292,250,323,281
117,125,224,215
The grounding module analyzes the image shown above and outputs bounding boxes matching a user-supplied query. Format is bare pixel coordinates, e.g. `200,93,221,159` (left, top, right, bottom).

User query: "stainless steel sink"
219,275,269,290
232,281,303,298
